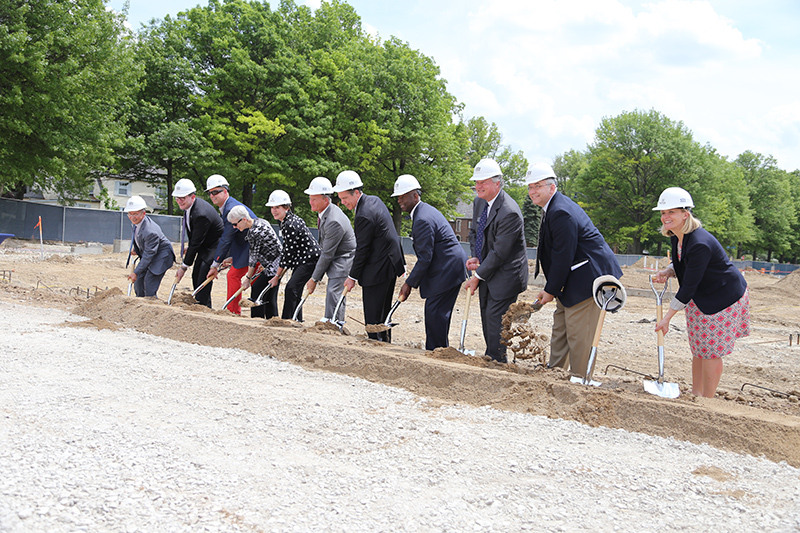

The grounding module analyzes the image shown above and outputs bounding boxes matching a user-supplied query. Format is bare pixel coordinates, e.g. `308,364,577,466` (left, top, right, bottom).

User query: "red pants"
226,265,249,315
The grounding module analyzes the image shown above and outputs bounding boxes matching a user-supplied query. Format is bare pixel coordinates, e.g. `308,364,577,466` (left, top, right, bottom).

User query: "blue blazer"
672,227,747,315
133,216,175,276
406,202,468,299
213,197,256,269
538,191,622,307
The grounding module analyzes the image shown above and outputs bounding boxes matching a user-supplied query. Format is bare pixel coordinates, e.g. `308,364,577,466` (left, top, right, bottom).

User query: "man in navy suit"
204,174,265,316
527,162,622,380
172,178,224,308
465,159,529,363
392,174,468,350
334,170,405,343
125,195,176,298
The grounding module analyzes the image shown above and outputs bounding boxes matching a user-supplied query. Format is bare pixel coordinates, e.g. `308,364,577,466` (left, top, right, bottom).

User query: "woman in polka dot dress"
652,187,750,398
266,190,321,321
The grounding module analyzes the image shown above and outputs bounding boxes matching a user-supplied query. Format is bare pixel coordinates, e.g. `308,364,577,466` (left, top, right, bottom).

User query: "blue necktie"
475,205,488,261
180,213,188,257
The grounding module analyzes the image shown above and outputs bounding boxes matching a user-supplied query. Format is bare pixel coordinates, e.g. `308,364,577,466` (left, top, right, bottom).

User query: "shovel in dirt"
291,287,310,322
458,288,476,356
322,285,351,331
222,271,264,311
167,222,185,305
571,275,627,387
190,264,229,299
643,276,681,399
366,294,407,334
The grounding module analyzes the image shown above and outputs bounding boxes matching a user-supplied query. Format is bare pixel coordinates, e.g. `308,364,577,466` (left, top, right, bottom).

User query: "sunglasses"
209,188,226,196
232,218,244,228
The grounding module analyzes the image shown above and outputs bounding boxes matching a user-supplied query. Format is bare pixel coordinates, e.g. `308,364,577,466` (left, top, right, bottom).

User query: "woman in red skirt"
653,187,750,398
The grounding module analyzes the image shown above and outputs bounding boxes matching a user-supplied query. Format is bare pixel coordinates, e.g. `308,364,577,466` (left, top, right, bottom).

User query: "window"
115,181,130,196
456,220,462,232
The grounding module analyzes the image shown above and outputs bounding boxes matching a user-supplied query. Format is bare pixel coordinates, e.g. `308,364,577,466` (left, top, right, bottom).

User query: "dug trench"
72,287,800,468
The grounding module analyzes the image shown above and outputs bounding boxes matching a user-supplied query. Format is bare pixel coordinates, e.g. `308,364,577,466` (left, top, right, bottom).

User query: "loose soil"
2,239,800,467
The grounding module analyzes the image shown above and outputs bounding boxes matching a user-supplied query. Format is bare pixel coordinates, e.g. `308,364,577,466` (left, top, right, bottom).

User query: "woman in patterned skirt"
652,187,750,398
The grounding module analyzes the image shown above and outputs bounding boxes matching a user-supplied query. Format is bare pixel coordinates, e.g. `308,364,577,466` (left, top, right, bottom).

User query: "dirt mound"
776,268,800,292
44,254,76,264
262,317,302,328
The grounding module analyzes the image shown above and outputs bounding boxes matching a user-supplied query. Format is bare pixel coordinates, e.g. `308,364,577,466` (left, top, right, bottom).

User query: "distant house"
449,199,472,243
24,173,167,213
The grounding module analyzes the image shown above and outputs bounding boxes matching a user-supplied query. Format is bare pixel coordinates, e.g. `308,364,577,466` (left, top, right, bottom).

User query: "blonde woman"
653,187,750,398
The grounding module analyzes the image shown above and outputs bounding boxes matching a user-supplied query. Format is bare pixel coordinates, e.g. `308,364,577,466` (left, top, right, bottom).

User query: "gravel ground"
2,301,800,532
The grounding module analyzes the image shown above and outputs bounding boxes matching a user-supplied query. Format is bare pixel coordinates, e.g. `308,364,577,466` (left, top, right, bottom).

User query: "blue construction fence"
2,197,799,276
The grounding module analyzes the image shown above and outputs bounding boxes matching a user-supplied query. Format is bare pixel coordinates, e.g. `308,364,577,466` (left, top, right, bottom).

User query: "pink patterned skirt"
685,288,750,359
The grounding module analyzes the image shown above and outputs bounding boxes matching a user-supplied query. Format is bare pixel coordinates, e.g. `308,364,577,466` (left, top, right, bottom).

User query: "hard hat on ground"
524,162,557,185
266,190,292,206
391,174,422,197
125,196,147,212
205,174,229,191
653,187,694,211
332,170,364,193
304,177,334,195
471,158,503,181
172,178,197,197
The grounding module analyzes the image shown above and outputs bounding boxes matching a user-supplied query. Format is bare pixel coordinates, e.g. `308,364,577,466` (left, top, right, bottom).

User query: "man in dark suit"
125,195,176,298
172,179,224,308
465,158,529,363
392,174,468,350
204,174,265,316
334,170,405,343
305,177,356,322
527,162,622,380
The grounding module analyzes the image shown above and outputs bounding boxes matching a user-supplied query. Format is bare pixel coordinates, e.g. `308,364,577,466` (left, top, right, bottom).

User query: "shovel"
643,276,681,399
222,270,263,311
291,287,310,322
167,222,185,305
323,284,351,331
572,275,627,387
190,264,229,299
366,293,407,334
458,288,475,356
126,257,138,297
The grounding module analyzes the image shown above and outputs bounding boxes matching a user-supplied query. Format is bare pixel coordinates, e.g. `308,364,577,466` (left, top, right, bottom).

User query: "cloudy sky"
109,0,800,171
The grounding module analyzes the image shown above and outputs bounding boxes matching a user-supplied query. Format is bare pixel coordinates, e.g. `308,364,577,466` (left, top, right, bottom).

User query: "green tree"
578,109,704,254
0,0,140,200
735,151,795,261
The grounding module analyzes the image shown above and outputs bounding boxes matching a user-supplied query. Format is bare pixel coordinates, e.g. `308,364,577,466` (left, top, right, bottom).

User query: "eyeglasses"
528,182,551,190
209,188,226,196
232,218,244,228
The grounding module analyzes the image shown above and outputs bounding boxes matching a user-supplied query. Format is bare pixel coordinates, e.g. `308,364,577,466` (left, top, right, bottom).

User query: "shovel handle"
656,299,665,347
591,309,607,348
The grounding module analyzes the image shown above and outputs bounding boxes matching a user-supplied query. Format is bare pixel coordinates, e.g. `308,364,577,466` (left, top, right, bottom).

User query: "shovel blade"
643,380,680,399
570,376,602,387
167,283,177,305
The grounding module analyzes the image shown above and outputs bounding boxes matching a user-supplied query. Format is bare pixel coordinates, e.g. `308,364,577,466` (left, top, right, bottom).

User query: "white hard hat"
125,195,147,212
391,174,422,197
265,189,292,206
471,158,502,181
592,275,627,313
524,162,557,185
332,170,364,193
205,174,229,191
653,187,694,211
304,177,334,195
172,178,197,197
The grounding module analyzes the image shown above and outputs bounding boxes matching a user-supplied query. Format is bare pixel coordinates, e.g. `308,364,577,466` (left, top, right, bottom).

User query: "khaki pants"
548,296,602,379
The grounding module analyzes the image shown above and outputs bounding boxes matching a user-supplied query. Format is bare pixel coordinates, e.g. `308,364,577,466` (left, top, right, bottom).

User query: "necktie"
534,210,545,279
475,205,488,261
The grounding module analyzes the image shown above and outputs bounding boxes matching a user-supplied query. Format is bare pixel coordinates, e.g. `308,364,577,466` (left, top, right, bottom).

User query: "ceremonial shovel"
643,276,681,399
191,265,229,299
458,288,475,356
291,287,310,322
571,275,627,387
